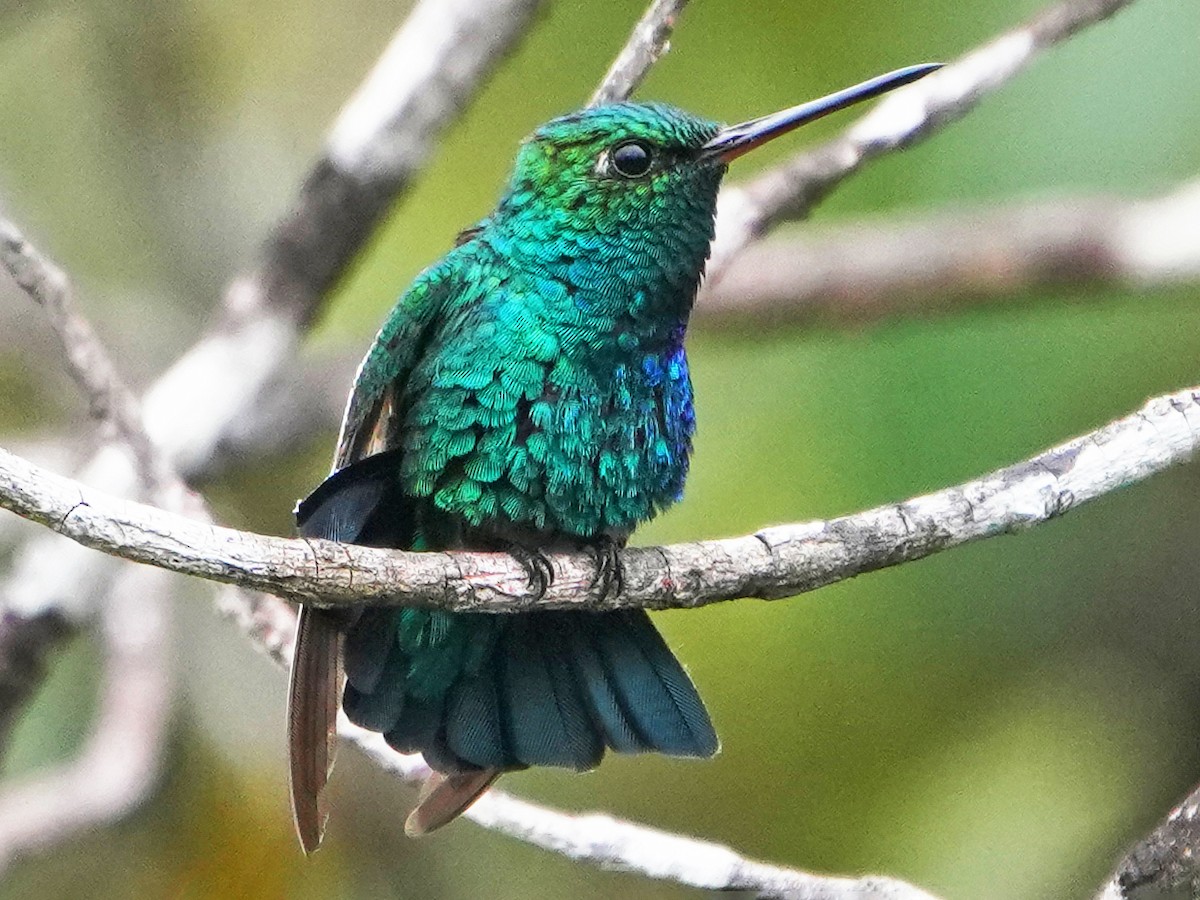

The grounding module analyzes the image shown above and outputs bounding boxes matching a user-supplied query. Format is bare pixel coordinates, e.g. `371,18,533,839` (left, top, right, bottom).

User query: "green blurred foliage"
1,0,1199,898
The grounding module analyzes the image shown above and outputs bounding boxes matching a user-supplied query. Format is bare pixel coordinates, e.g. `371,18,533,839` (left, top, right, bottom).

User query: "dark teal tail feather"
588,610,718,758
343,636,407,733
342,608,715,774
554,615,648,754
499,616,603,770
384,694,445,757
445,673,510,769
343,608,395,693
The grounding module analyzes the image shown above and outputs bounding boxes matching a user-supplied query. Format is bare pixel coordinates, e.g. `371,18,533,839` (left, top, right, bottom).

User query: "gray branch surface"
708,0,1139,276
1,386,1196,614
1097,781,1200,898
699,180,1200,326
588,0,689,107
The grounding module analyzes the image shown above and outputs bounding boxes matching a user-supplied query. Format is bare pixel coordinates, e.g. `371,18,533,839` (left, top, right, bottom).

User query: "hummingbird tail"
287,606,342,854
345,609,717,782
405,768,502,836
560,609,719,760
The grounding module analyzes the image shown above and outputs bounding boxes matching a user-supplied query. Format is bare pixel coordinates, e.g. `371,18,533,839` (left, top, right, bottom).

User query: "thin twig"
0,385,1195,614
589,0,689,107
708,0,1140,276
0,219,167,498
340,722,938,900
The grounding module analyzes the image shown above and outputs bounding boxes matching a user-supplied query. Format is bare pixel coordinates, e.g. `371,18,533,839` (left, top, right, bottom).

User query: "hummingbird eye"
610,141,653,178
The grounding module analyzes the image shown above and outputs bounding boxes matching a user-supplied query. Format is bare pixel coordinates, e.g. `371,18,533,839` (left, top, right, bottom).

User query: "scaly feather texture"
290,101,730,847
284,63,943,849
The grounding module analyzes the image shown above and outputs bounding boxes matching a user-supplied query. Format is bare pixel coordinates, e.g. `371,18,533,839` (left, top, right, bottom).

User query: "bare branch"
1096,781,1200,898
0,386,1195,614
0,566,170,871
0,219,167,496
709,0,1140,275
461,792,939,899
265,0,548,327
700,181,1200,326
589,0,689,107
340,723,939,900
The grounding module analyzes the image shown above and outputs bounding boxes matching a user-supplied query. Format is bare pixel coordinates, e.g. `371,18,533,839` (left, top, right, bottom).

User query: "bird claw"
502,542,554,600
584,537,625,600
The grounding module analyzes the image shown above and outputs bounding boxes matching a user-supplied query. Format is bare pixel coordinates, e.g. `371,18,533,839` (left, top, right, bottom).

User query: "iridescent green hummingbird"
288,62,941,852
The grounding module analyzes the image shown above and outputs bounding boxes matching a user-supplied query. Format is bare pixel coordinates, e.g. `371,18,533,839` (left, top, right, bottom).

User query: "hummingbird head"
488,63,941,320
496,102,725,245
495,63,941,235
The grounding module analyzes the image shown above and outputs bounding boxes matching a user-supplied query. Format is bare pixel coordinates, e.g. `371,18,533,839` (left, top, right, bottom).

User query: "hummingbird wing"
288,260,462,853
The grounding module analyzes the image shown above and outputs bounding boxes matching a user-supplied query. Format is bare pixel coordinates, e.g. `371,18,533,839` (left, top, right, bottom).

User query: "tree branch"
708,0,1140,276
0,219,166,496
280,0,547,327
588,0,689,107
341,720,939,899
0,567,170,872
1096,780,1200,898
0,385,1195,614
698,180,1200,326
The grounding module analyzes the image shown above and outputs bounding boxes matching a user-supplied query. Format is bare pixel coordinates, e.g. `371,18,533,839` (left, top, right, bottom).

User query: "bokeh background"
1,0,1199,897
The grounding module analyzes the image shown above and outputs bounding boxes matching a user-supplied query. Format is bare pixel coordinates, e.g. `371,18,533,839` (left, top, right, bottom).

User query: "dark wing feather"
331,263,461,470
286,262,460,853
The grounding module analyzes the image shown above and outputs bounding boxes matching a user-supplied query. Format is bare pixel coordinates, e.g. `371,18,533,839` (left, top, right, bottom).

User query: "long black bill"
699,62,942,164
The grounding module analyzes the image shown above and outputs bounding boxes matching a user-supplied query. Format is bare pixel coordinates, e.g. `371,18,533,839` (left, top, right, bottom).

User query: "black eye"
611,141,653,178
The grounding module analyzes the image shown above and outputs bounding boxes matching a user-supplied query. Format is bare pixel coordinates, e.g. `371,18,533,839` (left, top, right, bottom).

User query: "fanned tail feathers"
290,451,716,844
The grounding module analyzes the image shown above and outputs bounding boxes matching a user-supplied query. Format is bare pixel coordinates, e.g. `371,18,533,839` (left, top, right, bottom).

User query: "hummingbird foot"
583,535,625,600
498,540,555,600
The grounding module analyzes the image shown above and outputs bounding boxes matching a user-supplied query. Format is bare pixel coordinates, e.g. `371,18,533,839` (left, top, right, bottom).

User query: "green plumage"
298,102,724,775
287,62,942,844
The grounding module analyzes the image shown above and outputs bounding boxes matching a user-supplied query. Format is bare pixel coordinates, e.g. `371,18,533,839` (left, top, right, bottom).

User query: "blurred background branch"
588,0,689,107
708,0,1138,274
0,567,170,874
700,180,1200,327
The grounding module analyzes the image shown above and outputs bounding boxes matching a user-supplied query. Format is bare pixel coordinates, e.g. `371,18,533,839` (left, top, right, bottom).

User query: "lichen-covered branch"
1,386,1195,614
708,0,1140,276
588,0,689,107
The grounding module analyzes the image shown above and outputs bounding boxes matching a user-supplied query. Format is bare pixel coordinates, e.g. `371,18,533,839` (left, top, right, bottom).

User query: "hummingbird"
288,61,942,852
